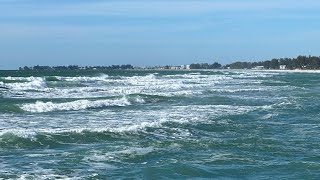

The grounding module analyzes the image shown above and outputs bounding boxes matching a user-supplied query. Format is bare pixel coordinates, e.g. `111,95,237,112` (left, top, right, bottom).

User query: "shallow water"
0,70,320,179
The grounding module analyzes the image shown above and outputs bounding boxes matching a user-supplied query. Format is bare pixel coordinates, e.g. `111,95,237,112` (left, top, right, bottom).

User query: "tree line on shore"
189,55,320,70
189,62,222,69
225,55,320,70
19,64,134,71
18,55,320,71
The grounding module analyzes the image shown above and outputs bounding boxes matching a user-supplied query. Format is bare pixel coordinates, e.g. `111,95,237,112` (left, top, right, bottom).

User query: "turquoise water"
0,70,320,179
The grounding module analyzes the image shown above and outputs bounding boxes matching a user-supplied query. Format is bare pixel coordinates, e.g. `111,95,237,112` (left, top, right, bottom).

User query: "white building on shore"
279,65,287,70
181,65,190,70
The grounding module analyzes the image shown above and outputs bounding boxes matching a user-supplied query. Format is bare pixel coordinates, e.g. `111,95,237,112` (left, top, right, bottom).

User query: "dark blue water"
0,70,319,179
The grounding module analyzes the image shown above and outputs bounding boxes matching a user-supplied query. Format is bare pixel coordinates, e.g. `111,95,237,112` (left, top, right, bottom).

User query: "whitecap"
7,77,48,91
60,73,109,82
21,97,133,113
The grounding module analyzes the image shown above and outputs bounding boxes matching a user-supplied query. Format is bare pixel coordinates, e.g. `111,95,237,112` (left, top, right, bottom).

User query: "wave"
5,77,49,91
230,71,279,79
0,101,275,149
0,129,129,149
20,96,145,113
45,76,61,82
205,87,268,93
1,74,109,83
1,72,279,100
1,74,110,90
57,73,109,82
163,73,232,80
0,82,8,90
0,94,167,113
0,117,177,149
46,81,85,88
1,76,44,82
0,104,24,113
0,76,26,83
58,73,157,85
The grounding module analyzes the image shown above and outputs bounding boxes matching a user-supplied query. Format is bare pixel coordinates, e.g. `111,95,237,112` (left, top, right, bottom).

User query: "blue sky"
1,0,320,69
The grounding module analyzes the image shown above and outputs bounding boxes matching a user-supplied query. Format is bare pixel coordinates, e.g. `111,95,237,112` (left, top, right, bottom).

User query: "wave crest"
6,77,48,91
20,96,144,113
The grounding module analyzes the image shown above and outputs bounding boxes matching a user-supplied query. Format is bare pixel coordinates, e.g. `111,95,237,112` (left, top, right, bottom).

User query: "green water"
0,70,319,179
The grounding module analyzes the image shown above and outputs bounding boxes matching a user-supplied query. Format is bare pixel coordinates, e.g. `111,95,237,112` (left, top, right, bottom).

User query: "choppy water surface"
0,70,320,179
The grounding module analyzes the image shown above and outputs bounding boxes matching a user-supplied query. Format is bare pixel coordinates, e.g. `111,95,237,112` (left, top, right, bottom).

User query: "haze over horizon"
1,0,320,70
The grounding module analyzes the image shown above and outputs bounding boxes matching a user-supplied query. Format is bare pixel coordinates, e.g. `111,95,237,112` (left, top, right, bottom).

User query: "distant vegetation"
19,64,134,71
189,62,222,69
18,55,320,71
225,55,320,70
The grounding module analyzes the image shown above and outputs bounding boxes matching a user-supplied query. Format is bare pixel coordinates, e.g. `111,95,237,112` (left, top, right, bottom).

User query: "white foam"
132,95,145,103
0,101,273,144
0,129,37,140
230,71,279,78
3,76,24,81
123,74,158,86
117,146,155,156
7,77,48,91
3,72,238,99
4,72,285,110
59,74,109,82
21,97,133,113
17,174,74,180
2,76,45,82
209,87,268,93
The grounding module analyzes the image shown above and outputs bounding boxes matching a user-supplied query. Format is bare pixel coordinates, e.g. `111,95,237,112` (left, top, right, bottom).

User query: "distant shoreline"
2,68,320,73
256,69,320,73
4,68,320,72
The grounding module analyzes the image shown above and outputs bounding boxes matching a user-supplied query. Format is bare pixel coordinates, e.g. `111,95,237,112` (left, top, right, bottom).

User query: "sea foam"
58,73,109,82
20,97,137,113
7,77,48,91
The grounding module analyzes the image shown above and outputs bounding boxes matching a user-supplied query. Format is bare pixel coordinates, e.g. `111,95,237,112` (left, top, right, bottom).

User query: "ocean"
0,70,319,179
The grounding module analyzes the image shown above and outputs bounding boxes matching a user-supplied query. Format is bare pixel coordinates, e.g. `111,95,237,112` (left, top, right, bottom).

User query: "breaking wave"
20,96,145,113
57,73,109,82
5,77,48,91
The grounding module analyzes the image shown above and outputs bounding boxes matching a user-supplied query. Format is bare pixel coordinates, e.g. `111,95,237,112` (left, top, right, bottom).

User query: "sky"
1,0,320,69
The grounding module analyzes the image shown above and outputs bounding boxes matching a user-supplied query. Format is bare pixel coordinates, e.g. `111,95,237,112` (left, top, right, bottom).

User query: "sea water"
0,70,319,179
